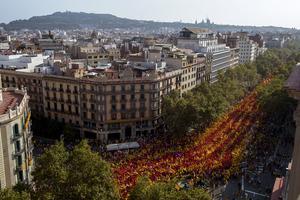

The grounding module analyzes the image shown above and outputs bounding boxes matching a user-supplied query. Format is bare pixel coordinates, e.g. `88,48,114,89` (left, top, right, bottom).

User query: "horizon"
0,11,297,30
0,0,300,29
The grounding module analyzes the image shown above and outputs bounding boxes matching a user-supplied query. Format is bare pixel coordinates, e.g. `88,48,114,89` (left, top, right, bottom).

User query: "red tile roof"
0,91,23,115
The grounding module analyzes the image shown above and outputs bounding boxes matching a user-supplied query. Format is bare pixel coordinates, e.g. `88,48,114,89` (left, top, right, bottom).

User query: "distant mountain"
0,11,297,33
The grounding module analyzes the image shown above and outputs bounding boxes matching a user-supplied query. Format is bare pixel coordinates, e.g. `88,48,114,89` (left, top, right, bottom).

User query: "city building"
0,76,33,188
0,67,179,142
283,63,300,200
0,54,45,72
69,43,120,67
0,46,208,142
236,32,258,64
177,28,236,83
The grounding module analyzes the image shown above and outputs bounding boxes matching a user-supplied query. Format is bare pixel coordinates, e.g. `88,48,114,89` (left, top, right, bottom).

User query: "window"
131,85,135,92
15,140,21,152
131,94,135,100
112,105,116,112
17,155,22,166
140,94,145,100
111,86,116,92
131,112,136,119
13,124,19,137
121,85,126,92
141,85,144,91
121,95,126,101
121,104,126,111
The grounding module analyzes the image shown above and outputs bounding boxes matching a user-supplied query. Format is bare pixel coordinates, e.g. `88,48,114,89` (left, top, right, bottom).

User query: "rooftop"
285,63,300,91
0,91,24,115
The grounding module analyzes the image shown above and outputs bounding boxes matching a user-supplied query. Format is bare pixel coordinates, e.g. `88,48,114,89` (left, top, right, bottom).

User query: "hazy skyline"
1,0,300,29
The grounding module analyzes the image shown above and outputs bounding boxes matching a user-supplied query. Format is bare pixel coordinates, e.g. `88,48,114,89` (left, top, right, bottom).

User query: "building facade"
177,28,236,83
0,77,33,188
284,63,300,200
0,68,185,142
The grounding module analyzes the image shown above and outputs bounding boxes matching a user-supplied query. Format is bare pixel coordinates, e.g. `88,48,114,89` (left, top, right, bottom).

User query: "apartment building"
69,43,120,67
236,32,259,64
0,77,33,188
165,52,207,93
177,28,236,83
0,66,183,142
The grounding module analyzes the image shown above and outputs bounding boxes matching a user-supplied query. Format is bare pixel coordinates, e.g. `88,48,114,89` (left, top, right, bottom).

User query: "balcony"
28,143,34,152
14,148,25,156
151,106,159,110
12,134,22,141
51,87,57,92
151,96,160,102
140,98,146,102
51,97,58,102
66,99,72,104
90,98,98,103
27,131,33,139
140,108,147,112
15,162,26,172
121,98,127,102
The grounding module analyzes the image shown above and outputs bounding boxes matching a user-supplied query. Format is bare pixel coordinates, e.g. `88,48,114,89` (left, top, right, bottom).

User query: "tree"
32,141,68,200
32,141,120,200
0,188,30,200
67,140,120,200
129,177,211,200
162,91,198,137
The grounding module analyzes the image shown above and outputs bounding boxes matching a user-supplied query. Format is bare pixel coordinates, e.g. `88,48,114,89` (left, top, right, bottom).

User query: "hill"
0,11,297,33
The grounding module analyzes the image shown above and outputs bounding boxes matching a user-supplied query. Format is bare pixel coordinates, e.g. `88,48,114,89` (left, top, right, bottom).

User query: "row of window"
181,81,197,90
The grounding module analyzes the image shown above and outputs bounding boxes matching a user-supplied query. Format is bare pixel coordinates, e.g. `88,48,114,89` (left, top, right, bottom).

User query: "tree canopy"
129,177,211,200
162,45,300,138
32,141,120,200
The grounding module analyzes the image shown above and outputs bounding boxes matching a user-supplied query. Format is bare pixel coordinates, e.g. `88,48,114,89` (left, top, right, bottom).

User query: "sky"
1,0,300,28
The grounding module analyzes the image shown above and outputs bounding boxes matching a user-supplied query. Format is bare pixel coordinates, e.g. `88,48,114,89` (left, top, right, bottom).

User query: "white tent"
106,142,140,152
